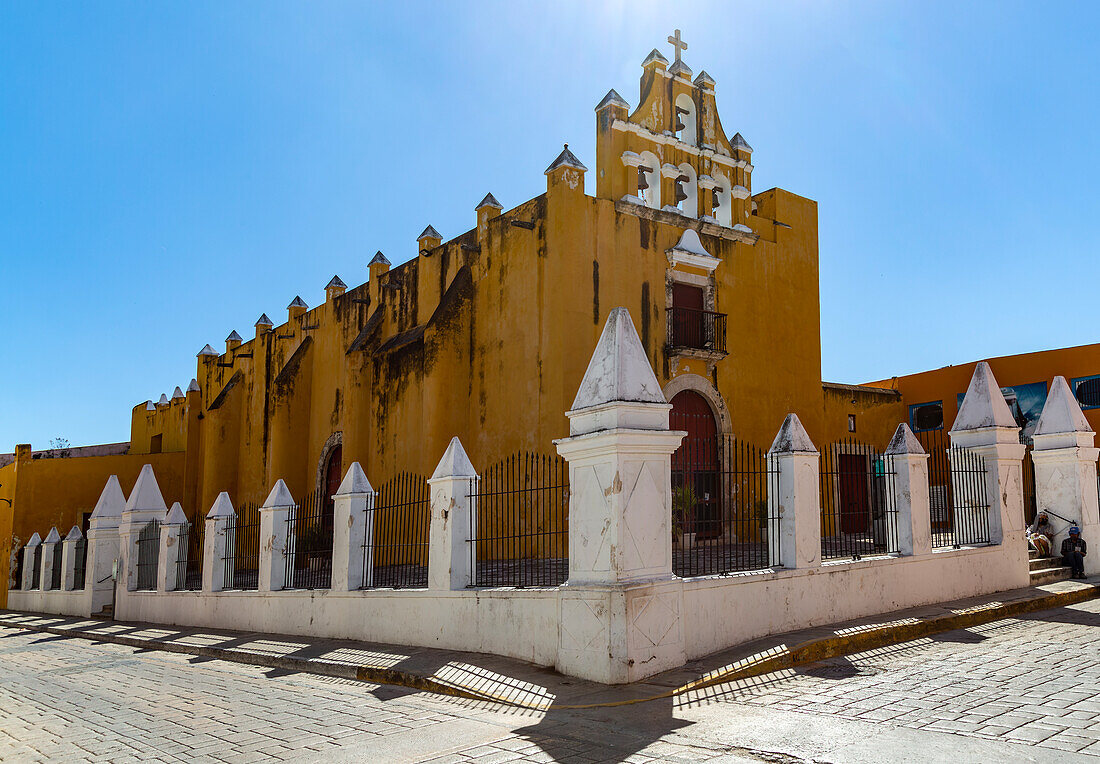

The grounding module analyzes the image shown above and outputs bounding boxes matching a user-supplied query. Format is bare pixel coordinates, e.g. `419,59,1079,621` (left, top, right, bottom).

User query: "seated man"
1061,526,1088,579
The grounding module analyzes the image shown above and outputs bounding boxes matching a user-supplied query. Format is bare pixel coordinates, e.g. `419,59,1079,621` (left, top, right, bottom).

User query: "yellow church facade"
129,41,824,517
4,37,832,601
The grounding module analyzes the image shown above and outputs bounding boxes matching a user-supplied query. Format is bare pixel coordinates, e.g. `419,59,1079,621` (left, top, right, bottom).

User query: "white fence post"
1032,375,1100,574
41,528,61,589
259,480,294,592
158,502,188,593
87,476,125,616
204,493,235,592
949,362,1027,547
553,307,686,684
118,465,168,592
22,533,41,590
428,438,478,591
60,526,82,591
767,414,821,569
885,423,932,557
331,462,374,592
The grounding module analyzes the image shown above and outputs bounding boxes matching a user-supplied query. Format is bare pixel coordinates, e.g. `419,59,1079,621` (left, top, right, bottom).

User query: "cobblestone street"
6,601,1100,762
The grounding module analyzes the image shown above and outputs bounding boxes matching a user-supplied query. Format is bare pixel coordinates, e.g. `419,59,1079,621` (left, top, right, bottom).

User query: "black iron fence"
49,546,62,590
30,544,42,590
915,429,991,548
225,502,261,590
362,473,430,589
468,452,569,587
135,520,161,591
10,547,23,590
666,307,727,354
672,433,781,577
73,538,87,590
819,439,898,561
1023,444,1037,525
174,520,205,591
285,491,333,590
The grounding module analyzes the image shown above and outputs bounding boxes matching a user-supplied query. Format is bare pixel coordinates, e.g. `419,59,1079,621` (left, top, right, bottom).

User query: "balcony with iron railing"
665,306,727,357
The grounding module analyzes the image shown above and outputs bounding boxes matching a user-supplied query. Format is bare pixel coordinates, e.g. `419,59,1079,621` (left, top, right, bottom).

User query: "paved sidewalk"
2,576,1097,710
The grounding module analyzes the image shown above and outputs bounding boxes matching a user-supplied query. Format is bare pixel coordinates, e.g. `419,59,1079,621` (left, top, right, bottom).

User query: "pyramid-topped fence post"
259,480,295,592
767,414,821,569
428,438,478,591
158,502,188,593
949,362,1027,550
41,527,61,590
204,493,236,592
119,464,168,592
87,475,126,615
60,526,83,591
332,463,375,591
553,307,686,684
22,533,41,591
1032,375,1100,573
885,423,932,557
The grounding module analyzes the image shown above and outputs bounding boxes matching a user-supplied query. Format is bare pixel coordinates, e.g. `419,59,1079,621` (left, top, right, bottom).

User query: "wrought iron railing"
362,473,430,589
10,546,23,591
30,544,42,590
225,502,261,590
820,439,898,561
49,546,62,590
468,452,569,588
916,429,991,549
285,491,333,590
73,538,87,590
666,307,727,353
672,433,781,577
174,520,205,591
135,520,161,591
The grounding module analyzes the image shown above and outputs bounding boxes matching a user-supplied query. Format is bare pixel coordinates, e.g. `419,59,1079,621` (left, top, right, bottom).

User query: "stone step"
1030,567,1074,586
1030,556,1063,572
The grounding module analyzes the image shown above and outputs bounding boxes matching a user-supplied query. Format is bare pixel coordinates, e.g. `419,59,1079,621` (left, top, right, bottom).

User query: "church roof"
475,193,503,210
287,295,308,309
642,48,669,67
595,89,629,112
544,144,588,175
255,313,273,327
731,132,753,153
326,275,347,290
418,225,442,241
197,344,218,357
369,251,391,266
226,330,243,343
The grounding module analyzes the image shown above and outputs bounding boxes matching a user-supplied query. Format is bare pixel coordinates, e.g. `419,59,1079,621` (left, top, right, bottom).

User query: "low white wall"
7,588,92,619
682,532,1030,660
116,587,561,667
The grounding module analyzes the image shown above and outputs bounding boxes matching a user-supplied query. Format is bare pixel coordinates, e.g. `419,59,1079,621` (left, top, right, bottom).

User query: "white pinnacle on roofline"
326,275,347,290
288,295,308,309
172,386,185,400
187,378,200,393
418,225,442,241
369,251,391,266
198,344,218,357
255,313,273,327
226,330,242,343
571,307,664,410
475,193,502,210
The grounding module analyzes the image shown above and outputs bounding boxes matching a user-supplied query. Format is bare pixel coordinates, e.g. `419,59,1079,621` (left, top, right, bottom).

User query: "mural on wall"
957,381,1048,443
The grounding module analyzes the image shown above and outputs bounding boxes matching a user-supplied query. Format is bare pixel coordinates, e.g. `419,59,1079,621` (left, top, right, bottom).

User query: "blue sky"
3,1,1100,448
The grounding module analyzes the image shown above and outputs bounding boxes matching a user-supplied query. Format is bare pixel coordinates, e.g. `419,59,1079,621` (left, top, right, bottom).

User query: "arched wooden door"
322,445,342,531
670,391,721,538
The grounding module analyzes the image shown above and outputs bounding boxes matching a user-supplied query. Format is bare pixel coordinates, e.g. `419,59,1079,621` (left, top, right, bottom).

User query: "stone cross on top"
667,29,687,63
